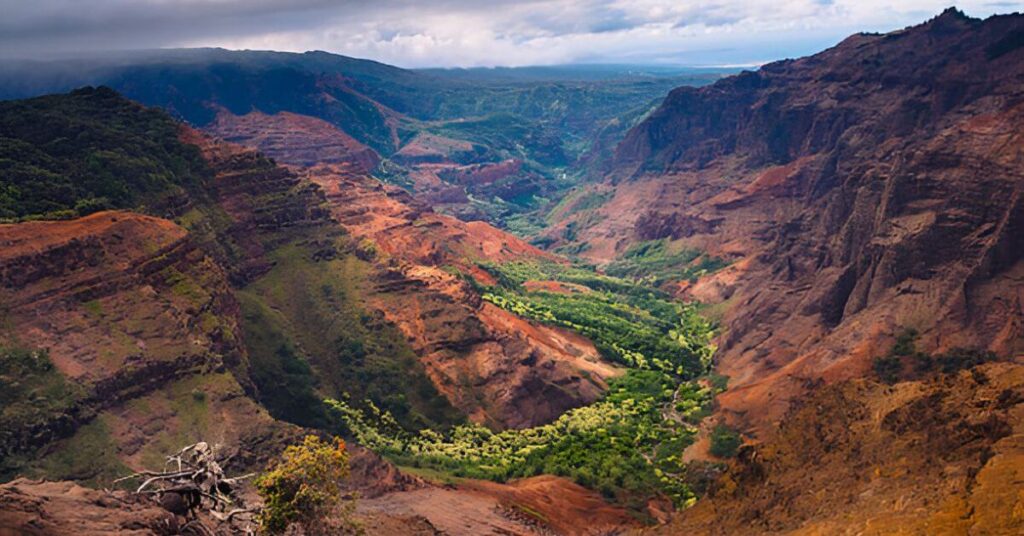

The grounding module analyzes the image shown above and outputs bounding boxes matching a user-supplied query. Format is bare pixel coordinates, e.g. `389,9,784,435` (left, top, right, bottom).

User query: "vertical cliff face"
548,9,1024,431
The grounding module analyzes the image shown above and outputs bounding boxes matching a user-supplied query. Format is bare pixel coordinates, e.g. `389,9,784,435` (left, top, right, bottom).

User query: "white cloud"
3,0,1023,66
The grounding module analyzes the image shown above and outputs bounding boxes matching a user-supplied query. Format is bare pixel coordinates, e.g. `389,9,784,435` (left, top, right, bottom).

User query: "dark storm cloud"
2,1,1023,66
0,0,352,56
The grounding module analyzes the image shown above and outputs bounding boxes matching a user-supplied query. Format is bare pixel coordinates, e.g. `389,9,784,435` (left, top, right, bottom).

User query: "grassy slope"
235,238,462,431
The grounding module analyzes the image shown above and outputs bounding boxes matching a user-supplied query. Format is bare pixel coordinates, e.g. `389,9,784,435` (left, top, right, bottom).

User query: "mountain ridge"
546,8,1024,434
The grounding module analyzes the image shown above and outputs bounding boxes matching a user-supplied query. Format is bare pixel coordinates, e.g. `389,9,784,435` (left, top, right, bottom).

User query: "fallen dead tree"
115,442,258,535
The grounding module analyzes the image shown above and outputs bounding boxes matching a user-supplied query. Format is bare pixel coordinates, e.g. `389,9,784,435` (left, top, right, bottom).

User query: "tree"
255,435,358,535
709,425,742,458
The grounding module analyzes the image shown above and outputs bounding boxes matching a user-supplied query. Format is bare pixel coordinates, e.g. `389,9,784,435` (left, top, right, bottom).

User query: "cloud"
1,0,1022,67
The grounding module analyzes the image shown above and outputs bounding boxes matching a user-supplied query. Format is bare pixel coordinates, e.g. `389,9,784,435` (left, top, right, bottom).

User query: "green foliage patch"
330,260,723,511
873,328,997,384
708,424,742,458
476,260,715,375
256,435,357,535
238,242,462,433
26,417,129,487
0,346,82,431
0,346,86,477
606,239,728,286
329,370,712,510
0,86,210,220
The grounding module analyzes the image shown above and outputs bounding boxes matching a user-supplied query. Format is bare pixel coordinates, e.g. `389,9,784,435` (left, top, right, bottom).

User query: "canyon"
1,8,1023,536
546,8,1024,435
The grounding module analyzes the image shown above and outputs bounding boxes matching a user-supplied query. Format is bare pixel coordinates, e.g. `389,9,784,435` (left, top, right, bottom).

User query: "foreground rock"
360,474,639,536
0,479,179,535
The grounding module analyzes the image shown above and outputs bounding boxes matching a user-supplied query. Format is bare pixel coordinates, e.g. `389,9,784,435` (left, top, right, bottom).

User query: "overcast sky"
2,1,1022,67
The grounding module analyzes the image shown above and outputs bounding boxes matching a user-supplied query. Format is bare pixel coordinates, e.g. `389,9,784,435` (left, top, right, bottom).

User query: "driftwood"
115,442,259,535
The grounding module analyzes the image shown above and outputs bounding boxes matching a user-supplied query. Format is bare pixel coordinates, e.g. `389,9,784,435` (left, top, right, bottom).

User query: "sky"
1,1,1023,68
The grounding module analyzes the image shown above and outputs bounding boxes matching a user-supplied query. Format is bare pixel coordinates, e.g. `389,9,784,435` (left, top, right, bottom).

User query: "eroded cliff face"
303,163,620,429
650,362,1024,535
204,109,381,172
0,211,297,481
549,9,1024,432
183,124,618,429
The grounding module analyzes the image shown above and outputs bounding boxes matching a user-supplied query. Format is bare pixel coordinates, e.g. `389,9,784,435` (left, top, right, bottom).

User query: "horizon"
2,2,1023,69
0,47,757,73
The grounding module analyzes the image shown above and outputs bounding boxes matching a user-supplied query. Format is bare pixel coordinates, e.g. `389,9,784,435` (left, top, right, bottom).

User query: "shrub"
873,328,997,384
709,425,742,458
873,355,902,384
255,435,358,535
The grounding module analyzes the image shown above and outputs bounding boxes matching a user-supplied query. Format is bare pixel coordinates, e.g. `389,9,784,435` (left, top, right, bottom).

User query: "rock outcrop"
204,109,381,172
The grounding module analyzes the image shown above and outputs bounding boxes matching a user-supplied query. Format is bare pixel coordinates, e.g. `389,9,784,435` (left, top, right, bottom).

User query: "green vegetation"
330,370,714,509
708,425,742,458
238,240,462,432
0,86,211,220
475,260,715,375
606,239,728,286
873,328,997,384
0,346,87,478
27,417,129,487
0,346,82,433
256,435,358,535
329,260,724,511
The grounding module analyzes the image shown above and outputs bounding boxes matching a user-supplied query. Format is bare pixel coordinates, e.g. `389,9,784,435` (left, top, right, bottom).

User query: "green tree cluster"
255,435,358,535
0,86,210,220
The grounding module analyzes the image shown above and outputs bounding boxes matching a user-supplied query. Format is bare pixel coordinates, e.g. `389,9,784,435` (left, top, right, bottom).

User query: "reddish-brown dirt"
204,109,380,172
361,475,639,536
303,163,622,428
436,159,524,187
0,474,636,536
648,362,1024,535
0,210,300,483
549,9,1024,435
1,212,214,381
0,476,443,536
180,128,622,430
0,479,180,535
392,132,477,165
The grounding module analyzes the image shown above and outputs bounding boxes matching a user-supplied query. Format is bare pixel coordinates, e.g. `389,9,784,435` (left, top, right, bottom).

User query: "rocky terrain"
0,89,622,477
0,50,721,228
204,110,381,172
302,162,620,428
651,361,1024,535
548,9,1024,433
0,88,631,533
0,210,299,483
